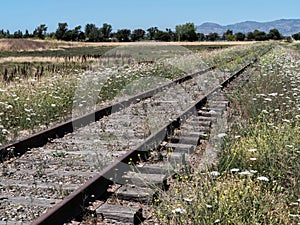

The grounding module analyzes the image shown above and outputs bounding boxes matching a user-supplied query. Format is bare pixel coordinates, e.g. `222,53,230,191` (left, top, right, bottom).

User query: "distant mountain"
196,19,300,36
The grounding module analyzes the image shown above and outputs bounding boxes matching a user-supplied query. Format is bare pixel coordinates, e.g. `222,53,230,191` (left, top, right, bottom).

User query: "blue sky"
1,0,299,32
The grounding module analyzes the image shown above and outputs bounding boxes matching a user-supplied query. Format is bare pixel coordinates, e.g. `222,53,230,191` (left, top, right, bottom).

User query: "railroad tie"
166,152,186,168
168,135,200,145
201,106,226,113
131,163,174,175
198,109,223,117
123,172,168,190
96,203,143,225
165,143,195,154
208,101,229,108
181,131,208,138
181,123,211,132
116,185,155,204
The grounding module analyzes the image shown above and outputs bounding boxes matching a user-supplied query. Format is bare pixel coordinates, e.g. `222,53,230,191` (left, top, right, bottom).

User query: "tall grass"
0,44,270,145
153,45,300,224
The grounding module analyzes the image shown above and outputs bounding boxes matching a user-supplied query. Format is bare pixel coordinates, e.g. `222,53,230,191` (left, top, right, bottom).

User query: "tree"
253,30,268,41
33,24,47,39
197,33,206,41
223,29,236,41
246,32,255,41
131,29,145,41
292,32,300,40
13,30,23,38
77,28,86,41
147,27,159,40
166,28,176,41
175,23,197,41
267,28,283,40
115,29,131,42
55,22,68,40
206,33,219,41
235,32,246,41
71,25,85,41
85,24,102,42
0,30,5,38
154,30,171,41
0,30,11,38
23,29,31,38
100,23,112,41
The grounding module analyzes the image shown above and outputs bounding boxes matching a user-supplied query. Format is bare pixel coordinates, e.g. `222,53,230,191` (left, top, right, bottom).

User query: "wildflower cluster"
154,45,300,224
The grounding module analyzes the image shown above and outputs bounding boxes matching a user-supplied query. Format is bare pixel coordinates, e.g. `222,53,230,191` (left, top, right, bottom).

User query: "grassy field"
293,42,300,51
153,46,300,224
0,40,264,146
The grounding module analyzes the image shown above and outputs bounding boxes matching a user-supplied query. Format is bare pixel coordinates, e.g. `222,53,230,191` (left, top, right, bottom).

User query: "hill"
197,19,300,36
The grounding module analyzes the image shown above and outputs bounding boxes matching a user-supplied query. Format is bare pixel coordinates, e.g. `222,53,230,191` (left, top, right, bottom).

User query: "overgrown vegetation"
0,44,266,146
153,46,300,224
0,45,114,58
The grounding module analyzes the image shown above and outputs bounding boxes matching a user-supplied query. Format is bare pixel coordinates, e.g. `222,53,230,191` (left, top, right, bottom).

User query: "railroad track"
0,46,271,225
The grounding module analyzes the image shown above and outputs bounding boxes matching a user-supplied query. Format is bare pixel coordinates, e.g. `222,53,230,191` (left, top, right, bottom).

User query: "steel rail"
0,47,255,161
31,47,272,225
0,66,214,161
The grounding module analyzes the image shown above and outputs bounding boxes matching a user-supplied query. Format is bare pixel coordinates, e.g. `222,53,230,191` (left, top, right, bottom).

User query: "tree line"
0,22,298,42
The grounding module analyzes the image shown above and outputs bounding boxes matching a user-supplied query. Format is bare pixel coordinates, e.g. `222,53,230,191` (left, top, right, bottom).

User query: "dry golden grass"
53,40,257,47
0,56,74,63
0,38,257,52
0,39,55,51
0,39,258,63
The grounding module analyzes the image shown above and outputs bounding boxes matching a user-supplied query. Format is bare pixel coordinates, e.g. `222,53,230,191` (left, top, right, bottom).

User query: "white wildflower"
183,198,193,202
230,168,240,173
248,148,257,152
239,171,252,176
210,171,220,177
257,176,269,182
288,214,300,218
2,129,9,135
217,133,226,138
264,98,272,102
6,105,13,110
268,93,278,97
172,208,186,214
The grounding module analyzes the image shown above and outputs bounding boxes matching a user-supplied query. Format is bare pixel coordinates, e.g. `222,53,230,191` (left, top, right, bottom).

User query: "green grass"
153,46,300,224
0,61,89,82
0,46,115,58
182,44,231,52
